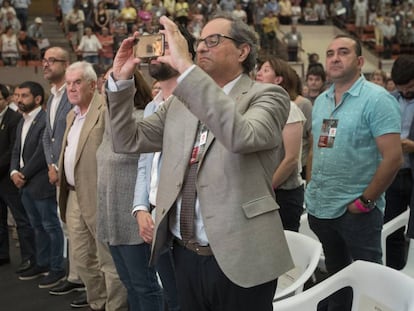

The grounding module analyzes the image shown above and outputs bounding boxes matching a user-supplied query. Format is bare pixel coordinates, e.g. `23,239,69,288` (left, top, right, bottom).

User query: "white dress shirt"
49,83,66,129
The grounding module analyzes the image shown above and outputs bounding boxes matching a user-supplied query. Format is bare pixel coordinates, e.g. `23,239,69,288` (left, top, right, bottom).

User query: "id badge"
318,119,338,148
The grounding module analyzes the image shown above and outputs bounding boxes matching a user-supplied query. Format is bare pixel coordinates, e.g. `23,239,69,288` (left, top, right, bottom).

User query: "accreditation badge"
318,119,338,148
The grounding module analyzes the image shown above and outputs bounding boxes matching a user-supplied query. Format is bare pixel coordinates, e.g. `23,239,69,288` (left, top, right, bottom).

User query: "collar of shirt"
51,83,66,97
73,102,91,118
223,74,242,95
23,106,41,122
325,75,365,101
0,106,7,124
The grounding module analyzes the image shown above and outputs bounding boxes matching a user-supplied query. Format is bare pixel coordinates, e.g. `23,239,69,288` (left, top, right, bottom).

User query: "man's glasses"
42,57,66,66
196,34,239,48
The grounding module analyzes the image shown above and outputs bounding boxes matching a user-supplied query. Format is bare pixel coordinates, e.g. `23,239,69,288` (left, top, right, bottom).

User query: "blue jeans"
109,243,164,311
0,190,35,262
308,208,383,311
20,188,64,272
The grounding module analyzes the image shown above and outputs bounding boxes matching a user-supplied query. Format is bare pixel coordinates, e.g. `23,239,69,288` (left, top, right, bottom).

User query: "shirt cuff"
132,205,150,217
107,73,135,92
177,64,196,84
10,170,19,177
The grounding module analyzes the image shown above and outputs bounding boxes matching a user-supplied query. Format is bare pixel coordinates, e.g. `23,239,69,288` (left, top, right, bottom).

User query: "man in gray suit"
107,14,293,311
41,47,86,298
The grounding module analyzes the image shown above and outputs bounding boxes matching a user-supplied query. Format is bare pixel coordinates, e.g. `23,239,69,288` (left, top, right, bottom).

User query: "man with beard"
10,81,66,287
305,35,402,311
384,55,414,270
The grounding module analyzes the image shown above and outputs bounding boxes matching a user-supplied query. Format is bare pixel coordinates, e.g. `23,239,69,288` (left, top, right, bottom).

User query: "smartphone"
133,34,165,59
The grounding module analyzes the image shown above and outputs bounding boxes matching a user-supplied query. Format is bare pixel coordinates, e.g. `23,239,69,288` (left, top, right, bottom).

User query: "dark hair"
0,84,10,99
306,65,326,82
333,34,362,57
210,13,258,74
18,81,45,105
177,23,196,60
391,55,414,85
133,69,152,110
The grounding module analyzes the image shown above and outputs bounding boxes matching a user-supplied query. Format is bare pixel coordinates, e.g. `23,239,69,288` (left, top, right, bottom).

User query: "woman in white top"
76,26,102,65
0,25,22,66
256,57,306,231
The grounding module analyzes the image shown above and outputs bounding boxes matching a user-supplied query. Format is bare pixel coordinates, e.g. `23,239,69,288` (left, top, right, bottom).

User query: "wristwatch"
359,195,376,210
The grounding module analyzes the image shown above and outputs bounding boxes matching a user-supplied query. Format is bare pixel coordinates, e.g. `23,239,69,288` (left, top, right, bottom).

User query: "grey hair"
210,13,258,74
66,61,97,82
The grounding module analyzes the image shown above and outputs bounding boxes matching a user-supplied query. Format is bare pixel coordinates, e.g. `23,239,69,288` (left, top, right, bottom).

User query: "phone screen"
133,34,165,59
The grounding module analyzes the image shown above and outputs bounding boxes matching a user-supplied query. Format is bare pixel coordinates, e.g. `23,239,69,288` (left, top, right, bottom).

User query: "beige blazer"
58,92,106,224
107,67,294,288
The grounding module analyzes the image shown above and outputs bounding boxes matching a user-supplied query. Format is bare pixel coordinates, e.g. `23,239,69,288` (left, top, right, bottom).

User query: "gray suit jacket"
58,92,105,224
43,90,73,167
107,67,294,288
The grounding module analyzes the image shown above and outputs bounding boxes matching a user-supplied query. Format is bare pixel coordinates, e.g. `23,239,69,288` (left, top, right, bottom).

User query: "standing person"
256,58,306,232
305,64,326,104
0,83,35,272
97,67,166,311
76,27,102,65
106,14,292,311
305,34,402,311
41,47,86,298
58,61,127,311
10,81,66,288
11,0,30,30
282,24,302,62
384,55,414,270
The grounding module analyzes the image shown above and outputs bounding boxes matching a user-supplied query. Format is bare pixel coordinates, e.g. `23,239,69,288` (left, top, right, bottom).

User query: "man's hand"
11,171,26,189
347,201,364,214
158,16,194,74
136,210,155,244
401,138,414,154
112,32,141,81
48,165,59,185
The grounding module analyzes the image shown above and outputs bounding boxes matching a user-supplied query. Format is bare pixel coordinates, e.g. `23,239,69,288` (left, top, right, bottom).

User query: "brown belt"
67,184,76,191
174,238,213,256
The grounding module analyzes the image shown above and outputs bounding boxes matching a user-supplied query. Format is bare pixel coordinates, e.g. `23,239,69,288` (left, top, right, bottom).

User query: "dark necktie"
180,122,208,243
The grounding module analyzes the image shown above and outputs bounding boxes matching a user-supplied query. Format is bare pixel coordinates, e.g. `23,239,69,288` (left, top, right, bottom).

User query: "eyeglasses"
196,34,239,48
42,57,66,66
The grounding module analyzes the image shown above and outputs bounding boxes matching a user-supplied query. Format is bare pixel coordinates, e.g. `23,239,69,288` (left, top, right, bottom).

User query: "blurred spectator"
232,2,247,22
59,0,75,33
279,0,293,25
2,11,21,34
163,0,176,17
291,0,302,24
17,30,33,61
113,23,128,53
67,4,85,47
265,0,279,15
283,24,302,62
398,20,414,45
104,0,120,20
0,1,16,20
27,17,48,58
330,0,346,23
252,0,266,45
353,0,368,36
0,25,23,66
305,64,326,104
385,77,397,93
97,26,113,69
119,0,137,32
76,26,102,64
151,0,166,18
11,0,30,30
303,1,318,24
370,69,387,87
206,0,221,20
262,10,279,55
314,0,328,24
110,14,127,35
78,0,94,28
94,1,110,33
188,5,204,38
307,52,323,71
381,16,396,59
373,11,384,46
174,0,189,27
151,80,161,97
219,0,236,12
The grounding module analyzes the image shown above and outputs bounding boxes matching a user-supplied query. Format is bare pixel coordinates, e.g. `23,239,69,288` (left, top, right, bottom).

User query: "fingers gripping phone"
133,34,165,59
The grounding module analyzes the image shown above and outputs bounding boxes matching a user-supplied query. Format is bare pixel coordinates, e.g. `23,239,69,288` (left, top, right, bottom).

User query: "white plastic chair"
298,213,327,272
381,209,410,266
274,230,322,301
273,260,414,311
401,238,414,278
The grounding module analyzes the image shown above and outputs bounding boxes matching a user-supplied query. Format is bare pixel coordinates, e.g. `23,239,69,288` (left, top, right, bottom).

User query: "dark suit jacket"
10,108,56,200
0,107,21,193
43,90,73,167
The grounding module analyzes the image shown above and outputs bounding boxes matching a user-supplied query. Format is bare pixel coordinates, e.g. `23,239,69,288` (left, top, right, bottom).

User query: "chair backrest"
401,239,414,278
274,230,322,301
298,212,327,272
273,260,414,311
381,209,410,265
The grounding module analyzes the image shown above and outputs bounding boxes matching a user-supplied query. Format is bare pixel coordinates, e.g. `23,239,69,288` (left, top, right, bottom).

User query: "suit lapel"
75,92,101,165
22,109,43,155
53,91,69,131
